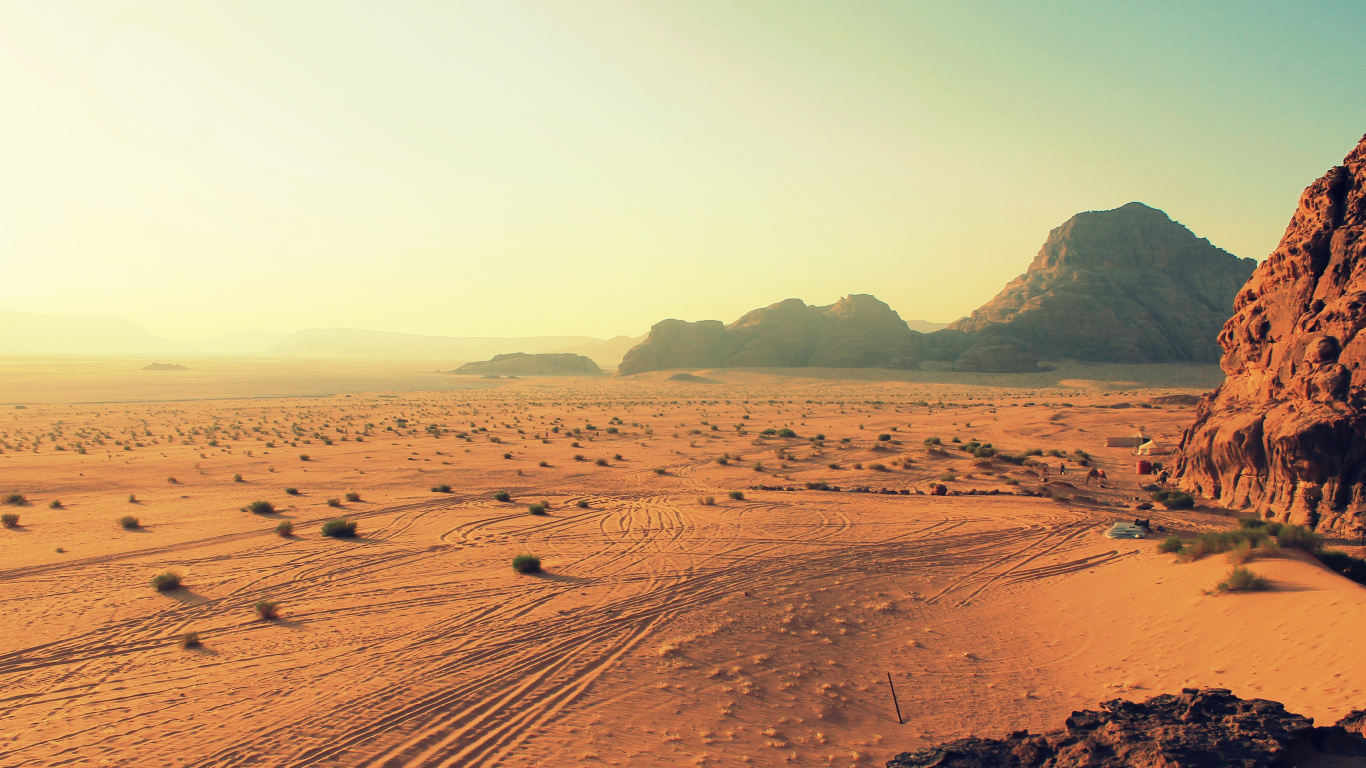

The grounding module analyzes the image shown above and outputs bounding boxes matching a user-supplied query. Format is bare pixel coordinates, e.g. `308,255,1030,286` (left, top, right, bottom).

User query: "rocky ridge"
886,688,1366,768
451,352,602,377
1176,134,1366,533
952,202,1256,363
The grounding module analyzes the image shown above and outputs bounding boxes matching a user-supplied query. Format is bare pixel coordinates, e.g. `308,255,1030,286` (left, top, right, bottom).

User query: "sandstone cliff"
952,203,1255,363
1177,134,1366,533
451,352,602,376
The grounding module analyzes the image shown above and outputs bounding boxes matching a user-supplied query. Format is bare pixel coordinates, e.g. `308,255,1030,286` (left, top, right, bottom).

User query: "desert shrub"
870,463,889,472
528,503,548,515
167,476,178,484
3,493,25,505
805,481,830,491
1217,566,1270,592
128,494,138,503
276,520,294,537
923,437,942,447
1277,524,1323,553
243,500,276,515
777,428,797,438
327,497,342,508
715,456,729,465
1150,489,1194,509
1318,549,1366,584
233,473,243,483
254,600,281,620
938,473,957,482
151,571,182,592
502,452,512,459
494,491,511,502
432,484,452,493
654,467,667,475
1157,535,1183,554
699,496,716,506
320,518,358,538
878,434,892,442
49,500,62,509
179,631,201,649
119,515,140,530
285,487,300,495
345,492,361,502
512,554,542,574
596,458,609,466
298,454,310,461
1184,529,1269,560
576,499,589,508
0,513,16,528
827,462,841,470
1239,518,1266,530
728,490,745,501
573,453,585,462
1227,539,1256,565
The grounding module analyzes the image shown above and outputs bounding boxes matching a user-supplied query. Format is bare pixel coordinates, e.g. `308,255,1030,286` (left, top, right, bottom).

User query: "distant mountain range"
618,202,1257,374
0,312,642,368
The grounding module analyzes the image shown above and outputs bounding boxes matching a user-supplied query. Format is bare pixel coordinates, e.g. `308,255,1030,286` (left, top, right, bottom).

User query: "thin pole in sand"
887,672,903,724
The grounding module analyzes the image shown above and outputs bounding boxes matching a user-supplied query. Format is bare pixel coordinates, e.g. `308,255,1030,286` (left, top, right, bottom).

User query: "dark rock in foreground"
451,352,601,376
886,688,1366,768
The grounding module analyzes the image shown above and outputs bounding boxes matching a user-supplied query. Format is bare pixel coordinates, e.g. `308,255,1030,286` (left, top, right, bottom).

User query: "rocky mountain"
1177,134,1366,533
451,352,602,376
886,688,1366,768
952,202,1256,363
618,295,925,375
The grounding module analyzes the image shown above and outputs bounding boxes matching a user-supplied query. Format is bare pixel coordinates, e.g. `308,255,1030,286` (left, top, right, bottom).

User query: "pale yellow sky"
1,1,1363,341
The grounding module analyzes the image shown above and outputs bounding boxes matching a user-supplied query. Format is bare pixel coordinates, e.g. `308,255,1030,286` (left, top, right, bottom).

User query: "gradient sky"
2,1,1364,341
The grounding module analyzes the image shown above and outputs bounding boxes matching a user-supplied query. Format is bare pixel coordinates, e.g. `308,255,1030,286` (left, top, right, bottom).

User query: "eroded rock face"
886,688,1366,768
951,203,1255,363
618,295,924,375
451,352,602,376
1176,135,1366,533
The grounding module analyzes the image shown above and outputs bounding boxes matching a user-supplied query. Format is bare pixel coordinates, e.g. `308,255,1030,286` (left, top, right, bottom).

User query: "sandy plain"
1,362,1363,768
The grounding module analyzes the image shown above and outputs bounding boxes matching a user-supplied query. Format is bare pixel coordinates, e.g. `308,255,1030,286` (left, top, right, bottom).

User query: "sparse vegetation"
345,491,361,502
327,497,342,507
3,493,26,506
233,473,244,483
119,515,140,530
494,491,511,502
276,520,294,537
179,631,201,649
242,500,276,515
432,484,452,493
728,490,745,501
1276,524,1322,552
699,496,716,506
254,600,281,620
512,554,542,574
1,513,17,528
1150,489,1194,509
151,571,182,592
320,518,358,538
128,494,138,503
1157,535,1183,554
49,499,62,508
298,454,310,462
285,487,300,495
528,502,548,515
576,499,589,508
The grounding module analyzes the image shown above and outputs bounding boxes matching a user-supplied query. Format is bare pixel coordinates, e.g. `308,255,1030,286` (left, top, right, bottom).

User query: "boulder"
1176,134,1366,534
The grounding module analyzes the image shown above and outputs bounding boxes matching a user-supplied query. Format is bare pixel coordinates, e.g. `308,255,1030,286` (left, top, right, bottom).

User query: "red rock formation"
1177,134,1366,533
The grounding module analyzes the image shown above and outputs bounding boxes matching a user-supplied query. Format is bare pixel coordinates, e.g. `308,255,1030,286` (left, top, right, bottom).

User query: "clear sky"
2,1,1364,341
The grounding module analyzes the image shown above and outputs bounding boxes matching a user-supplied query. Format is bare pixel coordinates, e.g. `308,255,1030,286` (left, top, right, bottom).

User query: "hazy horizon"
3,1,1365,342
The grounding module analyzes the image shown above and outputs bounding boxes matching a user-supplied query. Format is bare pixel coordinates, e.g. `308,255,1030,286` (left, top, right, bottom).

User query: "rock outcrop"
1176,135,1366,533
886,688,1366,768
451,353,601,377
141,362,189,371
952,203,1256,363
618,295,934,375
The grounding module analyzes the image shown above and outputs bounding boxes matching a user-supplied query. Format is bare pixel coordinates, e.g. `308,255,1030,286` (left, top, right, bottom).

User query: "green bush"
119,515,140,530
576,500,589,508
3,493,26,505
528,503,548,515
179,631,201,649
494,491,511,502
298,454,310,462
254,600,281,620
48,500,62,509
699,496,716,506
1157,536,1183,554
1,513,17,528
728,490,745,501
320,519,358,538
715,456,729,465
512,554,542,574
327,497,342,508
233,473,244,483
1150,489,1194,509
596,458,609,466
432,484,452,493
151,571,182,592
1217,566,1270,592
1318,549,1366,584
654,467,667,475
878,434,892,442
285,487,300,495
276,520,294,537
1277,524,1323,553
777,428,797,438
345,492,361,502
242,500,275,515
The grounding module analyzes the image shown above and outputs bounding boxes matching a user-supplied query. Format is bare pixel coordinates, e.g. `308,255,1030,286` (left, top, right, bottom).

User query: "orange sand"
0,368,1361,767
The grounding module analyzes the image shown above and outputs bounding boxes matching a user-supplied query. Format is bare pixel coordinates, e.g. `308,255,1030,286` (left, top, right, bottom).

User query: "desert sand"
1,366,1362,767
